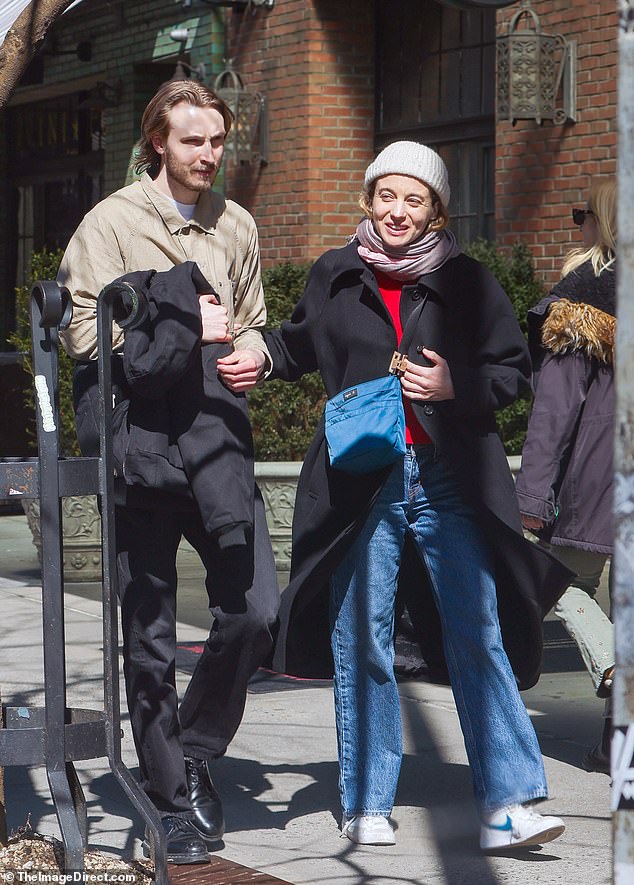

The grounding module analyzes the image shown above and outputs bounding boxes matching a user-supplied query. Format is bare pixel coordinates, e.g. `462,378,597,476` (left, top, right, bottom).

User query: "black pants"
116,486,280,816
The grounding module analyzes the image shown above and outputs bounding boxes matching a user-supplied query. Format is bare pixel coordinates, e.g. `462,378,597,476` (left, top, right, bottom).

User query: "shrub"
248,262,324,460
9,243,543,464
9,252,319,463
250,243,546,460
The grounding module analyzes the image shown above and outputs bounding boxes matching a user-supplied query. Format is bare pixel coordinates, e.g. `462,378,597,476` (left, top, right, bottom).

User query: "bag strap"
389,292,429,376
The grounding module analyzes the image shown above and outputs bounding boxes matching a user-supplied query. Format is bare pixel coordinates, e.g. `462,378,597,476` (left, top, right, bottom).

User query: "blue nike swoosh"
486,815,512,832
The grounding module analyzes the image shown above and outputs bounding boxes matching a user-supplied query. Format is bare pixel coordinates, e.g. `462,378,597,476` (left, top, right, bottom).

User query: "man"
58,80,280,865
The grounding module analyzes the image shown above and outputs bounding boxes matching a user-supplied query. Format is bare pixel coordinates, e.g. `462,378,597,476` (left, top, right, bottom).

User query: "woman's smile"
371,174,438,248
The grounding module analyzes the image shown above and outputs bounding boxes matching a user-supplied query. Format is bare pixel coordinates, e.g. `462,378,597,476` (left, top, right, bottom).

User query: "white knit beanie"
364,141,450,208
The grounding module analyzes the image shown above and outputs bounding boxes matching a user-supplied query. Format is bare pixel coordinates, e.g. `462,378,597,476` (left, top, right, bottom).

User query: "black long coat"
265,242,573,689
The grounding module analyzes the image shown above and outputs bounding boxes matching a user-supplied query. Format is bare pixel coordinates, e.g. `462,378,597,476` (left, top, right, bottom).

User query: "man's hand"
216,349,266,392
521,514,545,532
199,293,232,343
400,349,455,402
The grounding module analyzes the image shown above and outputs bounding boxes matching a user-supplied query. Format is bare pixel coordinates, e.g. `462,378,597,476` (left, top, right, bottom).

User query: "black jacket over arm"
73,261,254,547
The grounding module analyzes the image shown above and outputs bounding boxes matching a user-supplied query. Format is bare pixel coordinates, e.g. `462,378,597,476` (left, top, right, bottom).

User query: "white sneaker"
341,814,396,845
480,803,565,851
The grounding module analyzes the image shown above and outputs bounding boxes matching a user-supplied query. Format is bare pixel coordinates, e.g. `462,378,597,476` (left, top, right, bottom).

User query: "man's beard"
164,149,217,194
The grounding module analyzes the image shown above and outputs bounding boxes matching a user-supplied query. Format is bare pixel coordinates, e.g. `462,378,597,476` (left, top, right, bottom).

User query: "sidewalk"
0,512,611,885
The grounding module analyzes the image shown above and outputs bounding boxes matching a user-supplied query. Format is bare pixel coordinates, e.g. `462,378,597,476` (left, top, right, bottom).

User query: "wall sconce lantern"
169,28,207,80
214,62,268,165
497,0,576,125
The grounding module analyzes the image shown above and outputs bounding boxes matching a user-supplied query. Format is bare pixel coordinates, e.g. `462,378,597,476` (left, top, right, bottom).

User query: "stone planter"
255,461,301,576
22,494,102,583
23,464,302,583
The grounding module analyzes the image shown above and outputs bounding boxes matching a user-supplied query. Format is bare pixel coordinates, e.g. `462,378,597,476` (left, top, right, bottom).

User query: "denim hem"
344,810,392,818
479,788,548,815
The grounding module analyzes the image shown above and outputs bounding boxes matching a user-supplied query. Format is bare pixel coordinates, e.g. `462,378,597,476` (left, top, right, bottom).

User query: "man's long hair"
134,80,233,176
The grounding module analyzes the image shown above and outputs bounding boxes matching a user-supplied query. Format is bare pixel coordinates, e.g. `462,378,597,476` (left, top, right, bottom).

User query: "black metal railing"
0,280,166,883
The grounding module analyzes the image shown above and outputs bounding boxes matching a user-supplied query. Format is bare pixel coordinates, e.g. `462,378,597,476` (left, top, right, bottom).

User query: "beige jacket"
58,172,270,368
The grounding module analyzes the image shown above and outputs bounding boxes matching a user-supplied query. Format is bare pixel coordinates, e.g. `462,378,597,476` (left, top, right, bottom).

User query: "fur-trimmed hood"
541,298,615,365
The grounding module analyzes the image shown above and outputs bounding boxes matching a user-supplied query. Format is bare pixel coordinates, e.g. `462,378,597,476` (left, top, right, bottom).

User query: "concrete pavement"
0,511,612,884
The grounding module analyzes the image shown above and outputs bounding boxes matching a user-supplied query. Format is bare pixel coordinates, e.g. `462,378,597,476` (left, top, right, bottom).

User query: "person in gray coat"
515,178,616,774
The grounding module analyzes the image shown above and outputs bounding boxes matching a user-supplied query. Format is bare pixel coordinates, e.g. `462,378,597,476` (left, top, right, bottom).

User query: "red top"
375,271,432,446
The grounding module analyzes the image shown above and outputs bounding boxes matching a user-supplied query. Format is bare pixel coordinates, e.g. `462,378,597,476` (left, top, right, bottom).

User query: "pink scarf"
355,217,460,281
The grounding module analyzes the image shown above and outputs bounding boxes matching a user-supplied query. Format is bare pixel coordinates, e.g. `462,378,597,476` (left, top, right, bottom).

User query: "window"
376,0,496,244
7,94,105,287
11,93,105,166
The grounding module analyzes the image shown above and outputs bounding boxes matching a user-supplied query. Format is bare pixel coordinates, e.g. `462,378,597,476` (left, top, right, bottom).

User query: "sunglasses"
572,208,594,226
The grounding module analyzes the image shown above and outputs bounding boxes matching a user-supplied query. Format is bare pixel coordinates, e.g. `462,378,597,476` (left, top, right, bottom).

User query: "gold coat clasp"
389,351,407,376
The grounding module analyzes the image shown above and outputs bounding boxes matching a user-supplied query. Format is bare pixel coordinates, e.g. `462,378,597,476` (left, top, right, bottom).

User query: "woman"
516,179,616,774
219,142,571,850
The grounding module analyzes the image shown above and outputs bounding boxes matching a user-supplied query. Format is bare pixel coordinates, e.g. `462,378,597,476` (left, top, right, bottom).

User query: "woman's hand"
216,349,266,391
400,350,455,402
521,514,545,532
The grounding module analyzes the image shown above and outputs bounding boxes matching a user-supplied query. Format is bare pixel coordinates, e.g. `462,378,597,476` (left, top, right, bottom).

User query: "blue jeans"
329,446,547,817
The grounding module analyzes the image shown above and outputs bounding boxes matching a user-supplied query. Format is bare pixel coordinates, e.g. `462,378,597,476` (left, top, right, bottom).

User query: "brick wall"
7,0,615,296
226,0,619,280
495,0,618,288
225,0,375,266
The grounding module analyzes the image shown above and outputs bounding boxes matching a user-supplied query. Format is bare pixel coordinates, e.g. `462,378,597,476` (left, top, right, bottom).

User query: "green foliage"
8,248,80,457
249,243,546,460
9,254,320,463
463,239,546,455
248,262,325,461
8,244,543,463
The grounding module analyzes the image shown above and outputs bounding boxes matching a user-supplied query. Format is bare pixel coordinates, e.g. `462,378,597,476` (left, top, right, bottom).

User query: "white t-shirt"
174,199,197,221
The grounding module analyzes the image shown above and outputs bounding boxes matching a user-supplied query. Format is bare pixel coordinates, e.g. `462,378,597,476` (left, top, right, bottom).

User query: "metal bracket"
0,281,168,884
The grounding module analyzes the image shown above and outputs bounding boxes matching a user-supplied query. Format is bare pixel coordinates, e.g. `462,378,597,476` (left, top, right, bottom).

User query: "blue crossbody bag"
324,296,427,474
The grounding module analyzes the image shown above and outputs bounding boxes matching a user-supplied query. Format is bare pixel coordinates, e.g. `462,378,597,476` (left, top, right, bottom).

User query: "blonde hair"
562,179,617,278
358,179,449,233
134,80,233,176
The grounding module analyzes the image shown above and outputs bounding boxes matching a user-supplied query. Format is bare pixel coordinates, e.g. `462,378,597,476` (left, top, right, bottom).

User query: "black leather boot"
143,815,209,865
185,755,225,844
